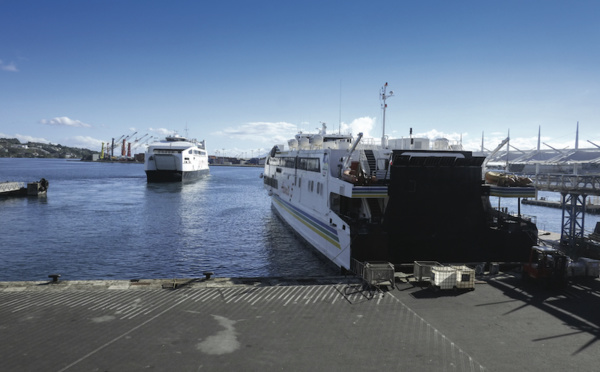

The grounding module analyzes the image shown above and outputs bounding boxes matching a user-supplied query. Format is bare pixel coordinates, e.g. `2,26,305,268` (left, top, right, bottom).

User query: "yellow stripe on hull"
273,197,341,250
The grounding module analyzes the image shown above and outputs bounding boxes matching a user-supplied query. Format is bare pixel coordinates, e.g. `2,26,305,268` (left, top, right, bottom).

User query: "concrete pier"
1,273,599,371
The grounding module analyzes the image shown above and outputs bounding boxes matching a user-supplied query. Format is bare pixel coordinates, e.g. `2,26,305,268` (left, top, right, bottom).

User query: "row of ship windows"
269,157,320,172
154,149,207,156
298,178,324,195
263,175,323,196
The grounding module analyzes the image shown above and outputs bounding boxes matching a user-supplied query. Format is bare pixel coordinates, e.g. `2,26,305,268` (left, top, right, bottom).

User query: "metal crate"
364,261,395,289
413,261,441,282
346,259,395,298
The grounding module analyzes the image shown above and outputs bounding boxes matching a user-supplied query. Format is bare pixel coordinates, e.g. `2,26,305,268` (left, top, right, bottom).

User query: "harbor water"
0,158,336,281
2,158,599,282
491,192,600,235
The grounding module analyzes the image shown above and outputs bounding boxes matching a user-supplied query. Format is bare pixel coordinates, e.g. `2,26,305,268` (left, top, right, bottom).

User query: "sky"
1,0,599,157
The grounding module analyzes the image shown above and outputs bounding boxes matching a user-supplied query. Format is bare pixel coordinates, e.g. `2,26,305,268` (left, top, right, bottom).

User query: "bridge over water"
525,173,600,251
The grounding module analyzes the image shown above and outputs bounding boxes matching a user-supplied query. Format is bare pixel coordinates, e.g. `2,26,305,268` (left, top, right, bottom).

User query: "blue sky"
1,0,599,157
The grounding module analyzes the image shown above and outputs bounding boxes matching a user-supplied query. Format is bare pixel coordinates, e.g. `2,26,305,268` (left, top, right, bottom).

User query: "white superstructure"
144,135,209,182
263,83,539,271
263,124,394,269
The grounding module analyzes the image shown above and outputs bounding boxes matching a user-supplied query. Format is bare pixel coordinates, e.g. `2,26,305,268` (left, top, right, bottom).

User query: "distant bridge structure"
477,124,600,252
525,173,600,252
529,174,600,196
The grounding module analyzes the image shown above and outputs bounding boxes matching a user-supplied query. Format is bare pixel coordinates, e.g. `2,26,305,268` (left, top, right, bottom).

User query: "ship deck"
1,271,599,371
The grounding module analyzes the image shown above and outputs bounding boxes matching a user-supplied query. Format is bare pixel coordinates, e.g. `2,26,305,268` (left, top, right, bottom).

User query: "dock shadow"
409,285,472,299
485,272,600,355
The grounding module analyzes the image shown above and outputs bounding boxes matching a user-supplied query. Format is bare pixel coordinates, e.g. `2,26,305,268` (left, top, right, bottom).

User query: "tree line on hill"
0,138,98,160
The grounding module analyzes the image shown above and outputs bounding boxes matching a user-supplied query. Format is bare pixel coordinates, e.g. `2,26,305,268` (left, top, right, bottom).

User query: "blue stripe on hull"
272,195,341,249
352,186,388,198
489,186,536,198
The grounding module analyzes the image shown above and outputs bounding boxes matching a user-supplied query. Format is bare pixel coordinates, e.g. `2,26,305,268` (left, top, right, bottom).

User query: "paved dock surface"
1,273,599,371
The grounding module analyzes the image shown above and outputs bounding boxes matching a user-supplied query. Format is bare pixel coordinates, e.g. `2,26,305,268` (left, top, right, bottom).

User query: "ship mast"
380,82,394,148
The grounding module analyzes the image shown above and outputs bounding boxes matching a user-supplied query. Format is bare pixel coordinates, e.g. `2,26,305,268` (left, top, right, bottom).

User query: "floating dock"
1,273,599,371
0,179,48,197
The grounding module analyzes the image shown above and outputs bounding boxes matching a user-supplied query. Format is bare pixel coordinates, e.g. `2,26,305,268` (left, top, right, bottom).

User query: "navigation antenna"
380,82,394,148
339,79,342,134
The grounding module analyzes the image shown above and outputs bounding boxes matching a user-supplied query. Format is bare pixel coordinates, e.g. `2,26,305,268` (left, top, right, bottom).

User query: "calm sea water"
491,192,600,235
0,158,336,281
2,159,599,282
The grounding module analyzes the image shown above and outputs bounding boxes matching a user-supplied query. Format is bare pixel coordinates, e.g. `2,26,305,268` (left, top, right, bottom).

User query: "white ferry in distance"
263,83,538,271
144,135,209,182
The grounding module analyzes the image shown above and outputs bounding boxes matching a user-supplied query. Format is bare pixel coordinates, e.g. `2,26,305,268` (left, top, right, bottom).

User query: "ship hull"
145,168,209,183
264,147,537,271
270,194,351,269
144,136,209,183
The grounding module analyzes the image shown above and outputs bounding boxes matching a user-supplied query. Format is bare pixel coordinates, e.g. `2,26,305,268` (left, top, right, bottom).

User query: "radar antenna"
380,82,394,148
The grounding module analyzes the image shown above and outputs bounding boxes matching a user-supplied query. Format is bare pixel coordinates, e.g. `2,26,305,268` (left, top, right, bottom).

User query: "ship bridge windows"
154,149,183,154
269,157,296,168
285,158,296,168
297,158,320,172
268,156,320,172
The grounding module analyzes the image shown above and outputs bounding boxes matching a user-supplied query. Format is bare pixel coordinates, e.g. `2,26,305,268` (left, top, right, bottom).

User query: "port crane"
108,135,125,158
132,135,155,152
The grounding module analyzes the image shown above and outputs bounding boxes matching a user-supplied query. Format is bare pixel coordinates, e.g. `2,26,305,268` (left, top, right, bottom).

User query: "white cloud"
40,116,92,128
0,59,18,72
213,121,298,145
340,116,376,138
68,136,103,149
15,134,50,143
149,127,175,136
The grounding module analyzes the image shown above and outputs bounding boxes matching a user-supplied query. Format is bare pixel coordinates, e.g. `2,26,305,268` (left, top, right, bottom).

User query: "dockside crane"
132,135,154,153
109,135,126,159
134,133,149,144
123,131,138,157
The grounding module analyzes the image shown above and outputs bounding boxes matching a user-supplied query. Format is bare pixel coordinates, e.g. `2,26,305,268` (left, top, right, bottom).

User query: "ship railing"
356,138,381,149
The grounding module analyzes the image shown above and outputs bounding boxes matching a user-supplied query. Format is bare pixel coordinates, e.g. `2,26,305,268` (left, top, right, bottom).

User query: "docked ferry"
263,84,538,271
144,135,209,182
